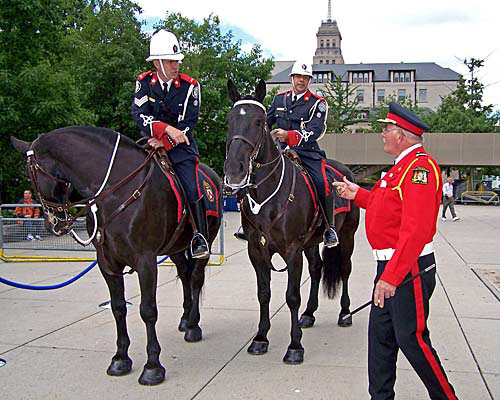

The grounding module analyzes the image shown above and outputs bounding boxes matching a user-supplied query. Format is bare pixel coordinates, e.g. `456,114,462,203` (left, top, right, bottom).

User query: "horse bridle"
225,99,283,190
26,135,156,237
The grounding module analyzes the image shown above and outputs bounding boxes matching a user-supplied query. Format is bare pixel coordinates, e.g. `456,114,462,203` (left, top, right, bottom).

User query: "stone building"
267,1,461,112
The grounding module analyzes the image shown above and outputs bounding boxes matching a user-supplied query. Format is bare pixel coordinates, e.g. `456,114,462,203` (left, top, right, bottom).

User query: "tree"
369,94,420,133
319,74,361,133
422,58,500,133
155,13,274,174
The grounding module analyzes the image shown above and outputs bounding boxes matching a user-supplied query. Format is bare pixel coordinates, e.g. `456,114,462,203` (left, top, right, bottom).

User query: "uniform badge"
411,167,429,185
316,112,322,118
192,86,199,99
318,101,327,113
135,81,141,93
203,181,215,202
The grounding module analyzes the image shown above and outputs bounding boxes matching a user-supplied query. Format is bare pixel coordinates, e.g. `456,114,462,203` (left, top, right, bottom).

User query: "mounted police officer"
267,60,339,248
131,29,209,259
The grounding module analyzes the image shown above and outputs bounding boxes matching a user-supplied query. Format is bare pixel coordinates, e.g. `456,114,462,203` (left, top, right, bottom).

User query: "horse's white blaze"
239,108,246,115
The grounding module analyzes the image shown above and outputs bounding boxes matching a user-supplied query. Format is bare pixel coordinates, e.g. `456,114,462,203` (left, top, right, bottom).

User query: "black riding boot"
234,226,247,241
322,193,339,248
190,197,210,259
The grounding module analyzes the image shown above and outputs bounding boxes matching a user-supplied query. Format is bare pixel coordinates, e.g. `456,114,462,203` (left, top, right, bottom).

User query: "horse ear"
227,79,241,103
255,79,266,103
11,136,32,154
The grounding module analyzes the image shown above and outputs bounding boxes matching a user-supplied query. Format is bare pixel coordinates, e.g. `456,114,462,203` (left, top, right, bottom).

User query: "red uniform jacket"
354,146,442,286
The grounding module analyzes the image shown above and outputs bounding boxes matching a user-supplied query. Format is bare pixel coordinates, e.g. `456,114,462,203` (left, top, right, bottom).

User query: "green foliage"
422,58,500,133
369,94,421,133
320,74,361,133
156,13,274,174
0,5,272,202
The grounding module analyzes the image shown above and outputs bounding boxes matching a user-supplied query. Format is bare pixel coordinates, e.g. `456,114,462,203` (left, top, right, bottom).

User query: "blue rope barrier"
0,256,170,291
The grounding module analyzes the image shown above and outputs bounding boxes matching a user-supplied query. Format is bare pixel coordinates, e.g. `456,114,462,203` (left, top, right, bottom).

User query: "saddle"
153,149,219,223
284,149,351,218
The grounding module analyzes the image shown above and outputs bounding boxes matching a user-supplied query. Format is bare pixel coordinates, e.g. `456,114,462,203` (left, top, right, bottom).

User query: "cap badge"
173,44,178,53
302,64,307,70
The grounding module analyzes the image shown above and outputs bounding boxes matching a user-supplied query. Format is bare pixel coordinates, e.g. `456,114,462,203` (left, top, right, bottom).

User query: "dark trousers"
172,159,199,203
303,157,328,200
368,254,457,400
442,196,457,218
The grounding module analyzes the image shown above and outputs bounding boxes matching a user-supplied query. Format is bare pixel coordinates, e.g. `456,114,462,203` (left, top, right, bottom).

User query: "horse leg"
170,252,193,333
299,246,322,328
283,249,305,364
100,261,133,377
247,246,272,355
182,254,207,343
337,228,355,327
135,255,165,385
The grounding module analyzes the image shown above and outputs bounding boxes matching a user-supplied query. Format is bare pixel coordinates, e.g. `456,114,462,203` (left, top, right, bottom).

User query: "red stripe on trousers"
412,264,457,399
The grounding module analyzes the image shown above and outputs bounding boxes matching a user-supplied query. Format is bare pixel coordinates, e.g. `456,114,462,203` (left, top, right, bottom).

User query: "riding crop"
341,263,436,321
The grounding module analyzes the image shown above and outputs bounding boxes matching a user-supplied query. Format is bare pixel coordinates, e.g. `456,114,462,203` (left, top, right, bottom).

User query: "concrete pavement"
0,204,499,399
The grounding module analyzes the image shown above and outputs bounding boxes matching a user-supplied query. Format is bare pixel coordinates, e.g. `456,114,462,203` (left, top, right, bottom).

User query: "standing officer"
131,29,209,259
267,60,338,247
334,103,457,399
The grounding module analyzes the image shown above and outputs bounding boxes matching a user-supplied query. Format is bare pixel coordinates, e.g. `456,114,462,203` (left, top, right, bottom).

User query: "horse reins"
26,134,156,238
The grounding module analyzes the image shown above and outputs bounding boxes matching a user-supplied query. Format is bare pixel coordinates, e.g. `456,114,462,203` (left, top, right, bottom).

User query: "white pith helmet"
289,60,313,78
146,30,184,62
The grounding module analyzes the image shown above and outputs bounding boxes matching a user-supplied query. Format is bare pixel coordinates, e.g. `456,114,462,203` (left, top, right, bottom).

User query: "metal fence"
1,204,224,264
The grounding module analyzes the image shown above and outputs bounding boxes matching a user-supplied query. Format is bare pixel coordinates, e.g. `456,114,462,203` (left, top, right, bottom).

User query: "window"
326,60,329,64
377,89,385,102
332,60,336,64
320,40,324,48
357,89,364,102
394,72,400,83
363,72,369,83
405,72,411,82
352,73,358,83
319,60,323,64
332,40,336,47
419,88,427,101
398,89,406,101
326,40,330,47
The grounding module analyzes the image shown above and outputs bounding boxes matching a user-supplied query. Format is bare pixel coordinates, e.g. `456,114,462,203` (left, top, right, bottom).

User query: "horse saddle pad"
303,163,351,216
162,165,220,223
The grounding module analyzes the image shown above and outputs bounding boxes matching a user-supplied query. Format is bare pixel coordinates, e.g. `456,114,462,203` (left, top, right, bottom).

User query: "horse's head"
224,79,268,190
11,135,73,236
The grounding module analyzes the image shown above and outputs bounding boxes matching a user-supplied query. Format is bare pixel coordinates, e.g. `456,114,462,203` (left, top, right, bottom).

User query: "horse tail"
321,244,342,299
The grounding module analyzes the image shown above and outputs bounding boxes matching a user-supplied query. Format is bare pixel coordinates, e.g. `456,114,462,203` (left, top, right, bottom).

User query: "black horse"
12,126,222,385
224,80,359,364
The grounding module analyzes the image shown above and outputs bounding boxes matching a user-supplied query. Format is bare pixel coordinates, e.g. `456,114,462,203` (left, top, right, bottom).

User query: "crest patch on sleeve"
411,167,429,185
318,101,327,113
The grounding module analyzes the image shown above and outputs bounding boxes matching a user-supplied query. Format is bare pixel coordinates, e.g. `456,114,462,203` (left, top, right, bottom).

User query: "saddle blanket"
163,165,219,223
303,162,351,216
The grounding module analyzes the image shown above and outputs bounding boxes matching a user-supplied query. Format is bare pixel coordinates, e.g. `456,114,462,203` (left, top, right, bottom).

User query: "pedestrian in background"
15,189,42,240
442,177,460,221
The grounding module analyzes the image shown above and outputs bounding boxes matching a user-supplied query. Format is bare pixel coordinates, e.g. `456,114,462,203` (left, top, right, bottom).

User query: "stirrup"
190,232,210,259
323,228,339,248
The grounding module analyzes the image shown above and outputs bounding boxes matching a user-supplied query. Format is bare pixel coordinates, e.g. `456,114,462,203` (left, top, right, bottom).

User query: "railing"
1,203,224,264
459,191,499,205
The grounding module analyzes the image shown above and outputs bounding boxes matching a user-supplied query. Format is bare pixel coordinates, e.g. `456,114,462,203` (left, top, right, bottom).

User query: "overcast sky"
136,0,499,110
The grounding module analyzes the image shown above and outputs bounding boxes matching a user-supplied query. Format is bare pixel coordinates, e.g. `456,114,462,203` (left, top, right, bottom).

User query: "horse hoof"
247,340,269,355
184,326,202,342
138,366,166,386
106,357,132,376
178,319,188,332
283,348,304,364
338,314,352,327
299,314,315,328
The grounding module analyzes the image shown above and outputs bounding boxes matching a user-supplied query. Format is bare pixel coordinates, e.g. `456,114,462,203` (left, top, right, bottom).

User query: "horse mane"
39,126,140,152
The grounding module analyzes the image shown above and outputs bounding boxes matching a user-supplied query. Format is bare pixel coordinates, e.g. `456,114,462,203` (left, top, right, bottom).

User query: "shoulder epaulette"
179,73,198,86
415,151,428,157
137,70,152,81
311,92,326,101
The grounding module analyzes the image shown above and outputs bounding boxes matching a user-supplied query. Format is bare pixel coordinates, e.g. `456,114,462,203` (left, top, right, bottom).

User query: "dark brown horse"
224,80,359,364
12,126,222,385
